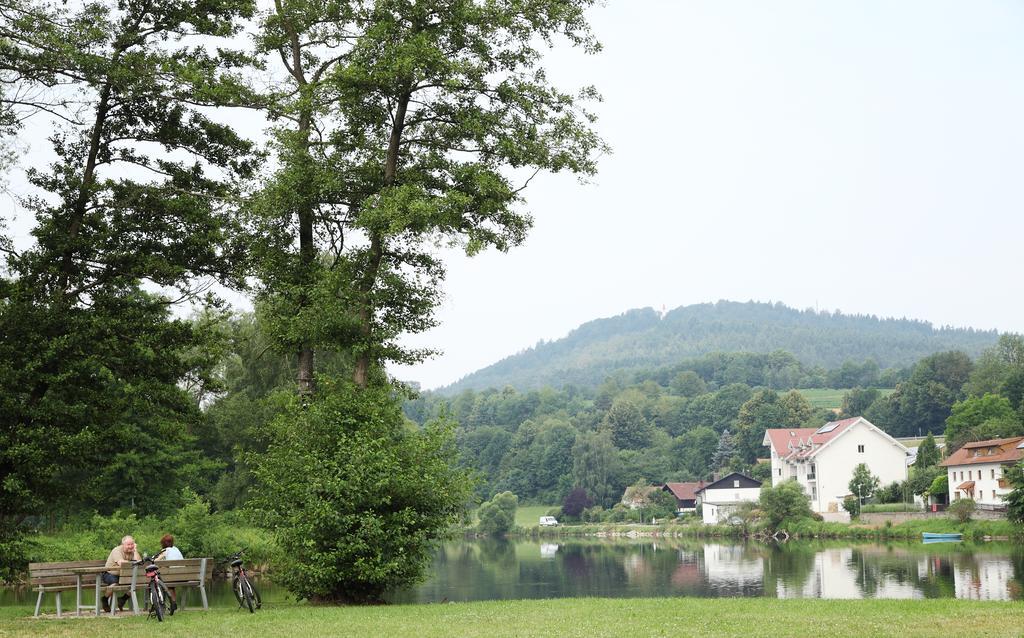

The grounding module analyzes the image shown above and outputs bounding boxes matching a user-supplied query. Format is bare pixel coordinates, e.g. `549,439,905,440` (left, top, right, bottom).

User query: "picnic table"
69,565,117,617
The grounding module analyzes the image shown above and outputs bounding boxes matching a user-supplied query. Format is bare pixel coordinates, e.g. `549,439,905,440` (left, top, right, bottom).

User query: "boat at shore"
922,532,962,541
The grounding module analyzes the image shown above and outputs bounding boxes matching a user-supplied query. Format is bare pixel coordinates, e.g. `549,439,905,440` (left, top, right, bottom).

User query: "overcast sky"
4,1,1023,391
389,0,1024,389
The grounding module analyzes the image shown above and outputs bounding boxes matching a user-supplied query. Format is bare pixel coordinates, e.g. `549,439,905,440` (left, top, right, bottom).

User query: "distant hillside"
439,301,999,394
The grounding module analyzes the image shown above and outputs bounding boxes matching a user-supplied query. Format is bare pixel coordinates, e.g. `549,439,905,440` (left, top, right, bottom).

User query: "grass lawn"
2,597,1023,638
793,388,895,411
514,505,556,528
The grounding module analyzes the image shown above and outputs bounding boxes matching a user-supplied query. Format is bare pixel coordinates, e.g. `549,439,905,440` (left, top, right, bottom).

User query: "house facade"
695,472,762,525
763,416,909,514
938,436,1024,507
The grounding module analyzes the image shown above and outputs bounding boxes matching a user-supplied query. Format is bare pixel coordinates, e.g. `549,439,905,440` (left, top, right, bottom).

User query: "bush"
759,480,813,529
561,488,592,519
842,495,860,518
249,380,472,603
478,492,518,536
949,498,976,523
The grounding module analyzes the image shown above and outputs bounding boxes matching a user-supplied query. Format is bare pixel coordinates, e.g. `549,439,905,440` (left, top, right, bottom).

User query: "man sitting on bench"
102,535,140,613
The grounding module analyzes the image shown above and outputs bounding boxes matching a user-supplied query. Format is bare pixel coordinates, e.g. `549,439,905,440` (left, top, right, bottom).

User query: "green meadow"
2,598,1022,638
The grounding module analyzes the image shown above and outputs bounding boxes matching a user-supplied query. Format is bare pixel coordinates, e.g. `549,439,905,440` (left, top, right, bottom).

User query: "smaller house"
662,482,704,514
939,436,1024,508
695,472,762,525
620,485,660,510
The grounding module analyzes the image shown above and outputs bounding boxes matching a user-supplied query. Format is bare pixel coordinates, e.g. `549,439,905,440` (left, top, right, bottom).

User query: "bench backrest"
29,560,106,588
154,558,209,585
113,559,210,586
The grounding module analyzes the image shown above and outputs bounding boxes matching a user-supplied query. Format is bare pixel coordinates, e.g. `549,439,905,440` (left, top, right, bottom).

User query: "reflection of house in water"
954,554,1015,601
775,547,918,599
670,548,701,588
703,544,763,592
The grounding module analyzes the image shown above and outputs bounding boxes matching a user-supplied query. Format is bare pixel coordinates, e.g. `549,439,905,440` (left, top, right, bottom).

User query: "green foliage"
647,490,679,520
0,0,257,565
841,387,881,417
908,465,942,496
869,351,974,437
571,430,621,509
477,492,518,536
928,474,949,498
914,433,942,468
603,398,651,450
842,495,861,518
948,498,976,523
1003,462,1024,524
874,481,907,504
849,464,881,501
759,480,813,529
944,394,1021,452
750,462,772,483
248,380,471,603
712,429,737,471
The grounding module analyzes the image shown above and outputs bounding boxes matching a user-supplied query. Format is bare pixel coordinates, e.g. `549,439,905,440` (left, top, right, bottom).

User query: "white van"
538,516,559,526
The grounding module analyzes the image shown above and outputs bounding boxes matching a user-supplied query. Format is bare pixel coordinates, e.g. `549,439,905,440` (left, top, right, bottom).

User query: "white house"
763,416,909,515
938,436,1024,507
695,472,762,525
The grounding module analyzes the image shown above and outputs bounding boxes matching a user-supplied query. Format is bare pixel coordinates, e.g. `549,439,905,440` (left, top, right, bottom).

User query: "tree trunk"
352,89,411,388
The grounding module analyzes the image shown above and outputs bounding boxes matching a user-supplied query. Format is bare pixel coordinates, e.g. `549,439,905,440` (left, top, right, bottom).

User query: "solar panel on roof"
815,422,840,434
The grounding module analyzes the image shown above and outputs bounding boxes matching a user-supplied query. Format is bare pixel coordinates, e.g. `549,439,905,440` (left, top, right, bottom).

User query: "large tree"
252,0,605,393
0,0,257,565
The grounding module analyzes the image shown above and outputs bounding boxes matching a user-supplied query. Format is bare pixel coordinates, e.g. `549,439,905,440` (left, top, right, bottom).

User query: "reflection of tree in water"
1009,549,1024,599
915,553,956,599
848,547,918,596
763,542,816,595
478,537,516,568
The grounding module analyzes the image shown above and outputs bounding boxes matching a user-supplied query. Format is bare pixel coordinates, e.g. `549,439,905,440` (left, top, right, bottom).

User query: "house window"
968,470,972,480
992,469,996,479
811,486,817,500
733,480,740,488
777,468,782,477
857,445,864,453
993,490,997,500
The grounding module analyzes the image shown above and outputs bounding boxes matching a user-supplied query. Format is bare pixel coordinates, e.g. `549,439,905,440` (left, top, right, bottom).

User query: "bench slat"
28,560,105,572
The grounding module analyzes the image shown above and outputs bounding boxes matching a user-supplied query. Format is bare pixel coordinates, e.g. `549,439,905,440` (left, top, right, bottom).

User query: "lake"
388,539,1024,602
5,540,1022,608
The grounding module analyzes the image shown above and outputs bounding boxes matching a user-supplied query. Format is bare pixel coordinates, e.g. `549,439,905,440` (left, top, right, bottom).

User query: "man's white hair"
122,535,135,544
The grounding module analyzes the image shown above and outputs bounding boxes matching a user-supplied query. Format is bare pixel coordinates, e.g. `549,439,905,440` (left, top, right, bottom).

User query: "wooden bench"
149,558,211,612
28,560,105,617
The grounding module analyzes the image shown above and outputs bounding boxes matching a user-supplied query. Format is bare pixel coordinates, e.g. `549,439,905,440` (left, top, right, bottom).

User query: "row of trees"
0,0,606,601
408,339,1024,516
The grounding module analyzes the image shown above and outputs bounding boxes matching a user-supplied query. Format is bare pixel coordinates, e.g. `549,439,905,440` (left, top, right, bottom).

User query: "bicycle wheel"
151,581,165,622
249,580,262,610
232,576,244,608
241,576,255,613
159,582,175,616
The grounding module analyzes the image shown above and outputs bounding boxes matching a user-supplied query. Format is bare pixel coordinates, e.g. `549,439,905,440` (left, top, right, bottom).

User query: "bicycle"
222,548,261,613
132,550,176,621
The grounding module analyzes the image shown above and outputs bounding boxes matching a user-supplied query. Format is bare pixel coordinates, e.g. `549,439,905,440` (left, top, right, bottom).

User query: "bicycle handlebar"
131,548,167,565
219,548,248,564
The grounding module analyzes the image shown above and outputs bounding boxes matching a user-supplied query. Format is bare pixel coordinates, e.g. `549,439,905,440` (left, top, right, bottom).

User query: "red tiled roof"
939,437,1024,468
763,417,862,460
663,482,703,501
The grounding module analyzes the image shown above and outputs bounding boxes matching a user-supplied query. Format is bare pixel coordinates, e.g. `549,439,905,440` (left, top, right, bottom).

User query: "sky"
4,1,1023,391
390,0,1024,389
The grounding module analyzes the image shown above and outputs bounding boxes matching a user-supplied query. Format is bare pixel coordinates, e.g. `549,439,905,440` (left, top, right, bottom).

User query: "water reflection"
388,540,1024,603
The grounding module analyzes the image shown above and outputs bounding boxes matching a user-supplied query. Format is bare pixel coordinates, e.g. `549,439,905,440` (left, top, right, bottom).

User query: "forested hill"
439,301,999,394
